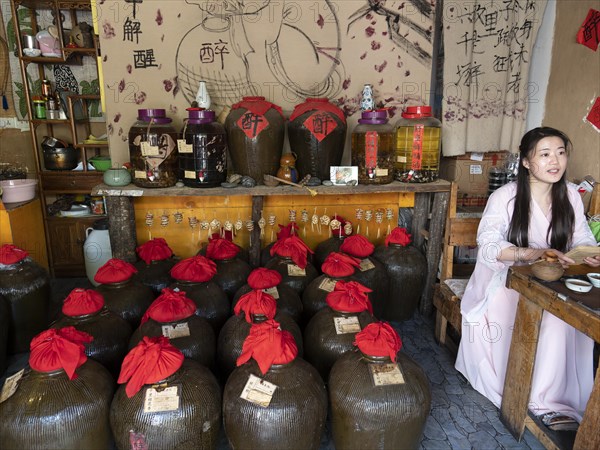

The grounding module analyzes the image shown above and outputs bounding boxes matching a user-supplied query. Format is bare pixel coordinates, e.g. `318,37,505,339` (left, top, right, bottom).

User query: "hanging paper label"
240,374,277,408
134,170,147,179
287,264,306,276
334,315,361,334
304,112,338,142
177,139,193,154
143,384,181,413
237,112,267,139
184,170,196,179
161,322,190,339
359,258,375,271
0,369,25,403
263,287,279,299
365,131,378,172
411,124,424,170
370,363,405,386
140,141,160,156
318,277,337,292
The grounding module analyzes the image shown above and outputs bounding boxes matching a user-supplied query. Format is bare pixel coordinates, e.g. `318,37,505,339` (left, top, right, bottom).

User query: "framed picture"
330,166,358,185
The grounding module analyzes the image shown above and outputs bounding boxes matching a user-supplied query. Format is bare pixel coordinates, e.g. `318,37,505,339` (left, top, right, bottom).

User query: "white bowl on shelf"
0,179,38,203
564,278,593,293
23,48,42,57
60,204,91,217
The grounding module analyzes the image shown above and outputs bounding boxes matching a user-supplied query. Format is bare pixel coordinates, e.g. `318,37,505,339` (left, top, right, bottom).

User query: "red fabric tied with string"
234,290,277,323
136,238,173,264
321,252,361,277
94,258,138,284
29,327,93,380
118,336,185,398
276,222,299,240
206,236,240,260
141,288,197,325
331,215,352,237
340,234,374,258
0,244,28,264
354,322,402,362
231,96,284,118
170,255,217,282
289,98,346,122
247,268,282,290
62,288,104,317
385,227,412,247
236,319,298,374
326,280,373,314
270,235,313,269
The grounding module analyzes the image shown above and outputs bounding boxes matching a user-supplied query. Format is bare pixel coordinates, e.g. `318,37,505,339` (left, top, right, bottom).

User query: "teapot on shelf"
276,152,298,183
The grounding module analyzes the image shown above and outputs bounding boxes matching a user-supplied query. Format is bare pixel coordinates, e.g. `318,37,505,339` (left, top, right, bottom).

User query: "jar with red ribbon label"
351,110,395,185
394,105,441,183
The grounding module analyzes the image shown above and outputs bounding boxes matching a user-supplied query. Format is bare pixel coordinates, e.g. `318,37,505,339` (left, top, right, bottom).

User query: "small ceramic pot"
103,168,131,187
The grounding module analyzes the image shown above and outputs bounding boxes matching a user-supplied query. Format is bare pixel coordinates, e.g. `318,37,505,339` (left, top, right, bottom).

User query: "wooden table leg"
574,365,600,449
500,295,543,441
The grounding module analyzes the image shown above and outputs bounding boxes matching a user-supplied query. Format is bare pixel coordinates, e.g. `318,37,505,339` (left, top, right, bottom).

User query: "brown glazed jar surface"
329,350,431,450
211,257,252,301
0,257,50,354
264,255,318,295
303,309,375,381
372,244,426,321
342,255,389,320
225,97,285,184
232,283,303,324
301,274,358,324
313,235,346,272
216,312,303,382
223,358,327,450
129,315,216,370
133,258,177,296
110,359,221,450
51,308,132,378
95,279,154,329
0,360,114,450
169,280,229,334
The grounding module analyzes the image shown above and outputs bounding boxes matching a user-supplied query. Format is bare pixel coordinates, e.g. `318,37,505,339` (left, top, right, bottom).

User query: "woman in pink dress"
455,127,600,431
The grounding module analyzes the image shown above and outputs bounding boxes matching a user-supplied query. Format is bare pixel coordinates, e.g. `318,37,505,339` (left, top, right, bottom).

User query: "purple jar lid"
358,109,388,124
187,109,216,124
137,108,172,124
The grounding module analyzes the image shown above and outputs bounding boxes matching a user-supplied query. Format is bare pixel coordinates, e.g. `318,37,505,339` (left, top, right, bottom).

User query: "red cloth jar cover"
354,322,402,362
62,288,104,316
270,235,313,269
247,268,282,290
0,244,28,264
170,255,217,282
29,327,93,380
326,280,373,314
118,335,185,398
141,288,197,325
234,290,277,323
94,258,138,284
231,96,284,117
330,215,352,237
276,222,299,240
340,234,374,258
206,236,240,260
289,98,346,123
237,319,298,374
321,252,360,277
385,227,412,247
136,238,173,264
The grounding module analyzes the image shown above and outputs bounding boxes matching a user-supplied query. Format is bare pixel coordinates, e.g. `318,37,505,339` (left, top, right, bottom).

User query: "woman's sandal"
539,412,579,431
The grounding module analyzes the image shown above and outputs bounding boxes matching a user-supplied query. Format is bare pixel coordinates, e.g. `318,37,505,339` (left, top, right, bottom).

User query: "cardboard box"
440,151,510,195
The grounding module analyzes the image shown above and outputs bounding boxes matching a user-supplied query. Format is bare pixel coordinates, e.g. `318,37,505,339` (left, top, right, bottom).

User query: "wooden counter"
93,180,452,314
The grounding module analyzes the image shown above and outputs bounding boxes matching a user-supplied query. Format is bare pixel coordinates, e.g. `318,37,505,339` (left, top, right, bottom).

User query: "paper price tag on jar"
177,139,193,154
0,369,26,403
161,322,190,339
359,258,375,272
240,374,277,408
369,363,405,386
333,316,361,334
143,385,181,413
318,277,337,292
287,264,306,277
140,141,160,156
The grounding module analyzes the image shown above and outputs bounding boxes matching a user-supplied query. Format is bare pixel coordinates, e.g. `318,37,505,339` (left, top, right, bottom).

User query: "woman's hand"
583,255,600,267
543,250,575,269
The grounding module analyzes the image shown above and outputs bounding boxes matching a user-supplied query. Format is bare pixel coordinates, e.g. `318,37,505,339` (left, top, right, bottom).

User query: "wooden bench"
433,182,481,353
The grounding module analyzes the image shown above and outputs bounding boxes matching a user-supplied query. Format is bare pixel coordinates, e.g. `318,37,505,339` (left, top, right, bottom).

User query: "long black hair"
507,127,574,252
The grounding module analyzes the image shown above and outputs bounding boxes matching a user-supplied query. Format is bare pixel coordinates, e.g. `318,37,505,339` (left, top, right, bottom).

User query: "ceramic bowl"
531,261,564,282
586,273,600,288
23,48,42,57
564,278,593,293
89,156,112,172
0,179,38,203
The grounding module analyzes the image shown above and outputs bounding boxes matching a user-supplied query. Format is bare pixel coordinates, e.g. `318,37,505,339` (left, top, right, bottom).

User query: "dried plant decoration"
258,212,266,238
343,221,353,236
289,209,297,223
246,218,254,246
320,208,331,228
268,213,277,241
160,213,170,227
365,209,373,238
386,208,394,235
209,218,221,234
173,211,184,224
311,207,319,234
329,218,341,238
199,219,209,241
375,209,384,239
301,209,309,236
355,208,364,235
145,211,154,240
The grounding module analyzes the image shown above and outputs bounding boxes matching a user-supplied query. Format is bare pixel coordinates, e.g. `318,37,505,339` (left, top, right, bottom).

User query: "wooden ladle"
264,174,318,197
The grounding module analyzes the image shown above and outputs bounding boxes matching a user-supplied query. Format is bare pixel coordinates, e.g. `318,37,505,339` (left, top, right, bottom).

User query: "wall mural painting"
98,1,436,164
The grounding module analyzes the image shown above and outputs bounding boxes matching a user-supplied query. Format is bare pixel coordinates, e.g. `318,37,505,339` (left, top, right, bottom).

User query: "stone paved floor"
4,278,546,450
